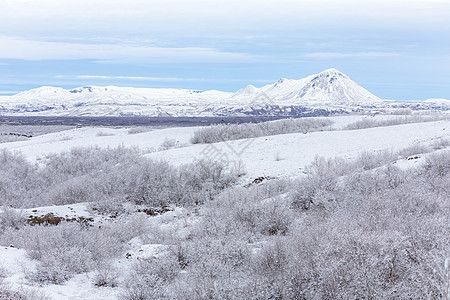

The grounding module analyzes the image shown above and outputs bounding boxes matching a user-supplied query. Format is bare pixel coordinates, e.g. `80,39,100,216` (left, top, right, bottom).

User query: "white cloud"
75,75,198,82
304,52,401,59
0,36,263,63
60,75,275,84
1,0,448,40
2,1,448,22
0,91,20,94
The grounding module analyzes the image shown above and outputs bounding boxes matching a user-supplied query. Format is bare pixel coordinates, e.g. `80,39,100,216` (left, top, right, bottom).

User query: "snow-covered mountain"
0,86,233,117
232,68,381,106
424,98,450,107
0,69,444,117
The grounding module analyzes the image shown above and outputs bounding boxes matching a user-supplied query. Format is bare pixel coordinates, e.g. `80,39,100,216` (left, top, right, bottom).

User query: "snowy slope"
0,126,197,161
0,115,392,162
144,120,450,181
2,116,448,182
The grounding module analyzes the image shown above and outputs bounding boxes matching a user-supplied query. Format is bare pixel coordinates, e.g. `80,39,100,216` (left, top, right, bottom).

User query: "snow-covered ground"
147,120,449,181
0,204,197,300
1,114,449,299
0,115,408,160
2,115,448,181
0,245,119,300
1,126,196,161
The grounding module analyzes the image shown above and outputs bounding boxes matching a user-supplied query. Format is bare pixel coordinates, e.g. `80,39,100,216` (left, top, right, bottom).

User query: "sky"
0,0,449,100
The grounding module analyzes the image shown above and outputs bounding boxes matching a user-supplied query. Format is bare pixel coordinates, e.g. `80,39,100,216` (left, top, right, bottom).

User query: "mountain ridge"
0,69,445,117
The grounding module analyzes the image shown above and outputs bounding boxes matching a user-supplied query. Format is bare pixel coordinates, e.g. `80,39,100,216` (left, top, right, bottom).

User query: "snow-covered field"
2,115,449,181
147,120,449,181
1,126,196,162
1,114,449,299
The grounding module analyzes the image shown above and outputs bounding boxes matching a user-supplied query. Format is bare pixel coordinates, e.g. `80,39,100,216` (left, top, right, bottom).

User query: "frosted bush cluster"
0,281,48,300
0,144,449,299
0,146,237,209
160,150,449,299
191,115,449,144
344,114,449,130
191,118,333,143
0,134,29,143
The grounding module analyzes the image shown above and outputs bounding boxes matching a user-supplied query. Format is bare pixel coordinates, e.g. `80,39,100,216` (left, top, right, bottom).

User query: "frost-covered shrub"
252,174,448,299
202,184,295,238
191,118,333,144
292,157,339,211
291,178,337,211
422,150,450,178
252,177,294,197
158,138,182,151
172,257,248,299
42,145,142,180
0,207,25,230
355,149,397,170
129,159,236,207
0,145,237,209
127,127,152,135
95,131,114,137
166,237,252,299
303,155,353,177
88,197,125,216
93,265,119,288
382,164,407,189
0,134,28,143
0,222,124,285
178,159,235,204
46,175,104,205
398,143,431,158
102,213,152,245
29,247,95,284
344,117,378,130
294,150,399,183
344,114,449,130
431,137,449,150
128,160,178,206
105,147,450,297
0,146,145,208
0,150,46,208
391,108,412,115
120,253,180,300
0,281,49,300
420,151,450,194
249,238,299,298
343,167,393,197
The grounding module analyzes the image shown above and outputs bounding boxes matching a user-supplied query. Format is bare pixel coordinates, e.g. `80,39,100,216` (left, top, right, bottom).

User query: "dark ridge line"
0,115,291,127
